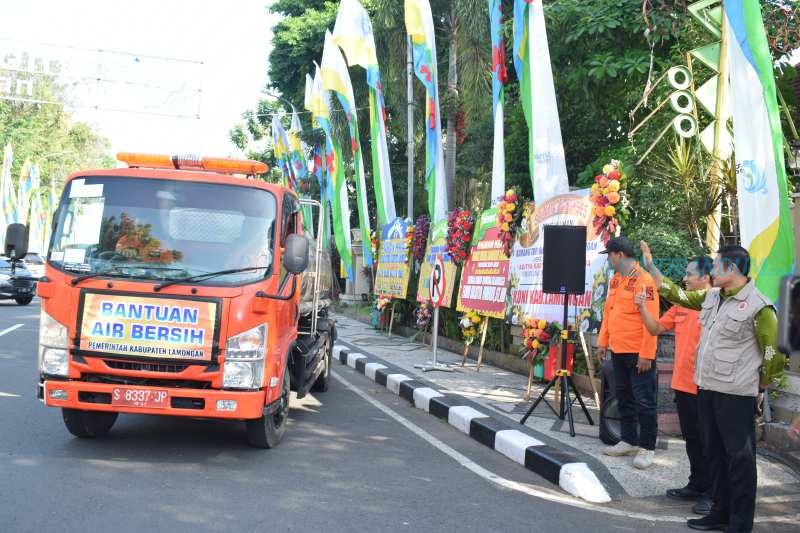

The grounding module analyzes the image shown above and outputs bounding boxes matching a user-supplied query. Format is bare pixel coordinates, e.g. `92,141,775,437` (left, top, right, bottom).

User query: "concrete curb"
332,344,612,504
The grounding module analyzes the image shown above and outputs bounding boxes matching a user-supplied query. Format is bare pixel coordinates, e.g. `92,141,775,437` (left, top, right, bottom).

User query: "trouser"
674,390,709,492
697,389,757,532
612,353,658,450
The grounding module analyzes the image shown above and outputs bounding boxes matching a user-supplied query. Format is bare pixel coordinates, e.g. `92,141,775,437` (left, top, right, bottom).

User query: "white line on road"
0,324,23,337
332,370,800,526
0,391,21,397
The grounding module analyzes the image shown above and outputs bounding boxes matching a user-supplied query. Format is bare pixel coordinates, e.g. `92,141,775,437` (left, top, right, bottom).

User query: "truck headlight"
223,324,266,389
39,310,69,376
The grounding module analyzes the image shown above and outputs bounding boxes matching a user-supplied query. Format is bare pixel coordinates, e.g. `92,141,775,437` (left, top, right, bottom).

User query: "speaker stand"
519,294,594,437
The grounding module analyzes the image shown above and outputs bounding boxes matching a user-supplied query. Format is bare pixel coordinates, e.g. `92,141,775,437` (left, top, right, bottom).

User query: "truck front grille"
104,360,190,373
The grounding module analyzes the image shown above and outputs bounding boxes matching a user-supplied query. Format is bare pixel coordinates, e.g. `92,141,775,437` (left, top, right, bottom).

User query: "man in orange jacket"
635,244,714,513
597,237,660,469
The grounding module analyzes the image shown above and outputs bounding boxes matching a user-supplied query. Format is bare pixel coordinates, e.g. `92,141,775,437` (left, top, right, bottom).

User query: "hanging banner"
374,217,412,298
417,219,457,307
507,190,608,332
456,207,510,318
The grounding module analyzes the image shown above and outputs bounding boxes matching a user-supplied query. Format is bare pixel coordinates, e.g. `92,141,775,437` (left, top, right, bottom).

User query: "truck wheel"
599,396,621,445
62,408,118,438
15,296,33,306
246,367,290,449
310,335,332,393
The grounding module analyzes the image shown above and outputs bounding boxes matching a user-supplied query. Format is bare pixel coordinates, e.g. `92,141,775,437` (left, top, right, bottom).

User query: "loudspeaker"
542,225,586,295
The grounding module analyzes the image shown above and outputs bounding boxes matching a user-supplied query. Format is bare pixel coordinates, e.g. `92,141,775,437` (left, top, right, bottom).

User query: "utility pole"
407,35,414,221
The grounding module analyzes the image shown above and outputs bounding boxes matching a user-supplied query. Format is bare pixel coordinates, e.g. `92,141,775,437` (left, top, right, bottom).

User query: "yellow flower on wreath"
537,319,547,329
604,205,616,217
607,179,620,192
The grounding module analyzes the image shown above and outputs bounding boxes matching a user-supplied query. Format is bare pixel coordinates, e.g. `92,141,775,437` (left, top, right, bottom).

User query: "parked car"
0,257,36,305
23,252,45,279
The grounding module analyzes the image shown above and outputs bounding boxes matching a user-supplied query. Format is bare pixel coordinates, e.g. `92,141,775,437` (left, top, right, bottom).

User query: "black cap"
600,236,635,257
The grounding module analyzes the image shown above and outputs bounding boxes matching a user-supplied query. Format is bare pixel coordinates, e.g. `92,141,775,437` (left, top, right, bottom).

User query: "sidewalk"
333,312,800,503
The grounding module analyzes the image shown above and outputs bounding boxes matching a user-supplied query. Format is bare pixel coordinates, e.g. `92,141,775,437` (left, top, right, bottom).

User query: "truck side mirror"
5,223,29,260
283,234,309,274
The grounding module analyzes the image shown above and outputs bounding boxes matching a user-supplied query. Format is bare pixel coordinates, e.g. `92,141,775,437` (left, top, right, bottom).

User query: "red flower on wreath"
446,208,474,266
412,214,430,264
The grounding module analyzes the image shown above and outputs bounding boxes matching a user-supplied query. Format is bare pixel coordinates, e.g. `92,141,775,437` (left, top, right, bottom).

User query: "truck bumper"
40,379,267,420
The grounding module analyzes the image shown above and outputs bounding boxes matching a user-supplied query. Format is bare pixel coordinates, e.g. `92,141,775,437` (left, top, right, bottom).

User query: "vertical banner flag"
310,65,355,280
321,30,374,267
725,0,796,301
513,0,569,203
272,116,296,190
28,189,46,254
489,0,507,203
289,108,314,235
405,0,448,223
333,0,397,228
17,160,34,225
306,73,331,249
0,143,16,235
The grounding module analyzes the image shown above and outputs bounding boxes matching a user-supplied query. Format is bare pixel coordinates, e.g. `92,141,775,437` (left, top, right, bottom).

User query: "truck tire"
246,367,290,449
310,332,333,393
15,296,33,306
62,408,118,438
599,396,621,445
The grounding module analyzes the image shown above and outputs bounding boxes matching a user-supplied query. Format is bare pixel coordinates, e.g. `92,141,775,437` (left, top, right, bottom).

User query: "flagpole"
706,12,729,252
407,35,414,220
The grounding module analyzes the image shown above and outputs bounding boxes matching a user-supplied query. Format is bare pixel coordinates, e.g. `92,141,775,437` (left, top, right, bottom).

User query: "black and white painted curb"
333,344,612,504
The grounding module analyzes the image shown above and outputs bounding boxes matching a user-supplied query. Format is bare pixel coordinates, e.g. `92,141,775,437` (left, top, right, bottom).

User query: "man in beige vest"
653,245,785,533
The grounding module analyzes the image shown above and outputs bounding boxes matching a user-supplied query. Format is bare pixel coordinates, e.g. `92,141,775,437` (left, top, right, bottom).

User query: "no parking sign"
429,254,446,308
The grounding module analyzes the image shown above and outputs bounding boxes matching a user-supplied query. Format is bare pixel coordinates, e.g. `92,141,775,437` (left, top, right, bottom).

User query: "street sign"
429,253,446,308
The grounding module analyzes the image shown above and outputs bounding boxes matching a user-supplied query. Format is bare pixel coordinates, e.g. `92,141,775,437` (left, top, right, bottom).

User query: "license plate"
111,387,169,409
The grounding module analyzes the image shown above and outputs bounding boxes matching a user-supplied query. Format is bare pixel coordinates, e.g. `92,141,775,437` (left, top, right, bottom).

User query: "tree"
0,81,113,193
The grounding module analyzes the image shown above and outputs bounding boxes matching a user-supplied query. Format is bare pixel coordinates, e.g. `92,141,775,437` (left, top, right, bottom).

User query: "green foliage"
0,81,112,193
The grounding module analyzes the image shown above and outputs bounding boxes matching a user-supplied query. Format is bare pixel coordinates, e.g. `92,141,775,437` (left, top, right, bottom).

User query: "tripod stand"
520,294,594,437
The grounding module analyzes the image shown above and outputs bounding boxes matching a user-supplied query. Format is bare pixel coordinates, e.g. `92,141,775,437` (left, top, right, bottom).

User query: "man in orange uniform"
597,237,660,469
635,244,714,512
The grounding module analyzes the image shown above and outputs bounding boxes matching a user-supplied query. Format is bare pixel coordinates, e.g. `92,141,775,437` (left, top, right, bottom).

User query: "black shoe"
666,485,705,500
687,513,728,531
692,496,713,515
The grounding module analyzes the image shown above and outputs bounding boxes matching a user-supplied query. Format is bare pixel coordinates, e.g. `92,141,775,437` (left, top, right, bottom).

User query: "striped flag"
0,144,16,236
28,189,46,254
309,65,355,280
489,0,507,202
725,0,796,301
17,160,34,225
272,116,296,190
321,30,373,267
289,108,315,234
333,0,397,228
405,0,448,223
513,0,569,203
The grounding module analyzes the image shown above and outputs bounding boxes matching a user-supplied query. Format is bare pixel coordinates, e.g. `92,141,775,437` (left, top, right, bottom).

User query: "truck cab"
33,153,335,448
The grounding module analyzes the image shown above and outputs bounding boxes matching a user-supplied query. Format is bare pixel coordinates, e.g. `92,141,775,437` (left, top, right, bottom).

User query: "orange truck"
21,153,335,448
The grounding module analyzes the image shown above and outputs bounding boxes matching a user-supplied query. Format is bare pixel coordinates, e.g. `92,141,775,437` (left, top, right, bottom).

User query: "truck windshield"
49,176,277,286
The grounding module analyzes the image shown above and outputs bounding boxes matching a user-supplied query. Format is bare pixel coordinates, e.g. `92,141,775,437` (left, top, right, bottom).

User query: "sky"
1,0,279,158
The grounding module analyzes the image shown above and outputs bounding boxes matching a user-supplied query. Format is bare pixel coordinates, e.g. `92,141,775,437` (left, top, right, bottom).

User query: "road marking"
332,370,800,525
0,324,23,337
0,391,21,397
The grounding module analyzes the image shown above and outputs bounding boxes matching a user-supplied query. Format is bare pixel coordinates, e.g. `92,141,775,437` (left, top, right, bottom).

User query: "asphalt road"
0,299,787,532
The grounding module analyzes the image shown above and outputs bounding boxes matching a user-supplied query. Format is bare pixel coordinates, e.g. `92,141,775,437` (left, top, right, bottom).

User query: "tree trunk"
444,6,458,211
